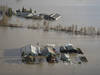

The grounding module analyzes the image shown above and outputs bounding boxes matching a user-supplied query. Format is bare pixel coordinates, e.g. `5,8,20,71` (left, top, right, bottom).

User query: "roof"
21,44,38,54
64,54,70,58
66,43,73,46
50,13,61,20
47,47,55,54
65,43,73,50
46,44,55,48
41,46,56,56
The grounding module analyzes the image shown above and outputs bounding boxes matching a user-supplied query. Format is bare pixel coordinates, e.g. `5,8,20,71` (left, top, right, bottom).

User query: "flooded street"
0,0,100,75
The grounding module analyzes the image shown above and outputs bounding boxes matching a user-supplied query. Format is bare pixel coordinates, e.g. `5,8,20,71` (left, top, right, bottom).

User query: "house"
41,44,56,56
39,13,61,21
21,44,38,56
60,43,83,54
49,13,61,20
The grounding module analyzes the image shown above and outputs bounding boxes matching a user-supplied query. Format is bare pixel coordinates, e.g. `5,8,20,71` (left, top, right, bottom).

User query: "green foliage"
34,10,36,13
22,7,25,12
6,8,13,17
30,8,32,13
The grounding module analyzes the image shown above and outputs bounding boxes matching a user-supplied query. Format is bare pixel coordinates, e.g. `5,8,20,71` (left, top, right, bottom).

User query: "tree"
34,10,36,13
6,8,13,17
30,8,32,13
22,7,25,12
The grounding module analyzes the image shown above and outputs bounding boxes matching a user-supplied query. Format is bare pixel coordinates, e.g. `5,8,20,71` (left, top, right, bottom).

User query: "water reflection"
3,47,88,65
4,48,22,64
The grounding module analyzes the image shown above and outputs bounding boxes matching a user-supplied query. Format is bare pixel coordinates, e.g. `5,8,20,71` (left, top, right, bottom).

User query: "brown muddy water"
0,27,100,75
0,0,100,75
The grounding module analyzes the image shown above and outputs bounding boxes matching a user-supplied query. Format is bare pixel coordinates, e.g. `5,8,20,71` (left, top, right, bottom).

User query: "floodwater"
0,0,100,75
0,27,100,75
1,0,100,26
